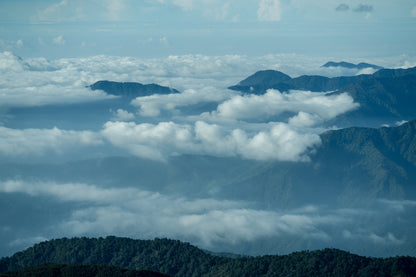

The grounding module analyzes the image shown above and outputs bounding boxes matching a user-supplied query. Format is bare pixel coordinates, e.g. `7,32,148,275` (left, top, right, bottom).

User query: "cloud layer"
0,126,102,157
0,179,410,253
101,120,321,161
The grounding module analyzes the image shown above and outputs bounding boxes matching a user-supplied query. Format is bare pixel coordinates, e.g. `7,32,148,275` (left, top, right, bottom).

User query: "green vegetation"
0,263,169,277
1,237,415,277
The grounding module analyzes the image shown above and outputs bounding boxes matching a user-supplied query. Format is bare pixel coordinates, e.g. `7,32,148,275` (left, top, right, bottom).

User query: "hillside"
1,237,415,277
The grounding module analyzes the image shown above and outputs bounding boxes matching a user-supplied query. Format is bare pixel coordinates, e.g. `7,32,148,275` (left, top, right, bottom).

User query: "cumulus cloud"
335,4,349,12
101,120,321,161
211,89,359,124
0,126,102,157
258,0,282,22
111,109,135,121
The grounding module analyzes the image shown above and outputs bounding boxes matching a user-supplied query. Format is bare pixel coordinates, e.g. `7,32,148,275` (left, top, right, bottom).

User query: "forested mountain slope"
1,237,415,277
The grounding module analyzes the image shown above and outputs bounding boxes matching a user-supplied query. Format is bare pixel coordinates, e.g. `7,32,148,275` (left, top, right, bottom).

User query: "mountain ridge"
1,237,415,277
228,66,416,126
89,81,180,98
321,61,383,70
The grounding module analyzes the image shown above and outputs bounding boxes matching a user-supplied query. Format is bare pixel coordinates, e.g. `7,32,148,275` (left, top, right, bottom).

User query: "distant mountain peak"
89,80,179,98
322,61,383,70
237,69,292,86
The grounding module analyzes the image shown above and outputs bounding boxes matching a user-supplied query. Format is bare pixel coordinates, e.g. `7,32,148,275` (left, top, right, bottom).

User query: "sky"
0,0,416,59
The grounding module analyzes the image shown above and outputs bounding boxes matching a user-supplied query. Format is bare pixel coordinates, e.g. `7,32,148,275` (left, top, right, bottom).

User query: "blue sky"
1,0,415,59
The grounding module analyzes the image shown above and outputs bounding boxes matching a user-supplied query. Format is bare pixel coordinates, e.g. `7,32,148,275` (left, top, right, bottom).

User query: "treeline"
1,237,415,277
0,263,169,277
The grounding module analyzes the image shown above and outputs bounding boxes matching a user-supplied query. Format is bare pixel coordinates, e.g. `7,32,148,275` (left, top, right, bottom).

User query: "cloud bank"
0,179,409,251
0,51,367,162
0,126,102,157
211,89,359,124
101,120,321,161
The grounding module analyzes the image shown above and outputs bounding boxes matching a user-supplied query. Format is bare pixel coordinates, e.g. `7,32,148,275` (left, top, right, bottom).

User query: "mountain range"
228,66,416,126
1,62,416,263
321,61,383,70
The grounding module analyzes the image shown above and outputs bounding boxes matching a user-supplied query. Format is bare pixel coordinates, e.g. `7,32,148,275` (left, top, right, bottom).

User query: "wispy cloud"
258,0,282,22
53,35,66,46
0,179,411,252
0,180,343,247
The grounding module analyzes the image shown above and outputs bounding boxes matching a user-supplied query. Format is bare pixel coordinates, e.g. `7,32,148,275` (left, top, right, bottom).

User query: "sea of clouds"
0,51,391,162
1,51,415,257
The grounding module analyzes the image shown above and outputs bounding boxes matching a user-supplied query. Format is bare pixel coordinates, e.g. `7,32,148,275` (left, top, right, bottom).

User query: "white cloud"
342,229,404,246
53,35,66,46
36,0,69,23
258,0,281,22
111,109,135,121
101,120,321,161
131,87,233,117
0,126,102,157
0,180,339,247
0,179,411,254
0,85,112,108
172,0,195,11
101,0,126,21
0,51,26,72
211,89,359,123
368,233,403,245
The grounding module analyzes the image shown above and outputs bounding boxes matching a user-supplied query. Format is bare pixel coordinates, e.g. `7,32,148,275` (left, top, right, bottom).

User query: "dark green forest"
0,263,169,277
1,237,415,277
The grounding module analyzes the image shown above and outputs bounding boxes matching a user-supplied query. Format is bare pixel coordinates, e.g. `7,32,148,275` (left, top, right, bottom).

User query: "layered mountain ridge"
229,66,416,126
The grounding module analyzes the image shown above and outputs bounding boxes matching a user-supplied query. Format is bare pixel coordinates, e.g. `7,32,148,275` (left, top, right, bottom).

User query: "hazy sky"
1,0,415,59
